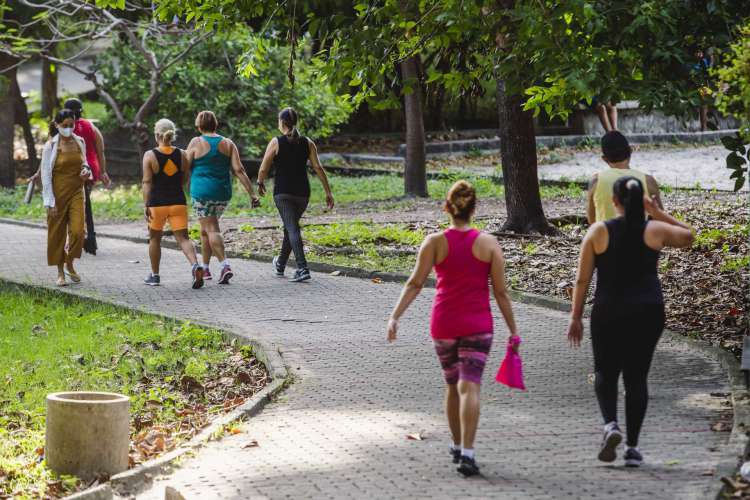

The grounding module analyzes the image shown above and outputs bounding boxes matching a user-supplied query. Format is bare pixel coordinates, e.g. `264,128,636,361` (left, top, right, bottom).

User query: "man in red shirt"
63,98,110,186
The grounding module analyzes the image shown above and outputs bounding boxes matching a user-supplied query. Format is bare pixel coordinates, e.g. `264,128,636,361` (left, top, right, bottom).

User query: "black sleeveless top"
148,147,186,207
594,217,663,305
273,135,311,197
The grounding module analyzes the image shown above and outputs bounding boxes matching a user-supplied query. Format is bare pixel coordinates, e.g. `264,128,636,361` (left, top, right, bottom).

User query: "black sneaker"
289,268,311,283
597,424,623,463
144,274,160,286
624,447,643,467
457,456,480,477
192,264,204,290
450,448,461,464
272,256,284,277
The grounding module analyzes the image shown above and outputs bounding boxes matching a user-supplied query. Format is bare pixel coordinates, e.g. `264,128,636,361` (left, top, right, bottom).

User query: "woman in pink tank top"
387,181,519,477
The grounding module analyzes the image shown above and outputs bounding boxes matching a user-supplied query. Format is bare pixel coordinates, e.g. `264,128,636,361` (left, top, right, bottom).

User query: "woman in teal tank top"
186,110,260,284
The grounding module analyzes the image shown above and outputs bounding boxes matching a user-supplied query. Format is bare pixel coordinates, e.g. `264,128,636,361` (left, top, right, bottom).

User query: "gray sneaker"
289,268,311,283
144,273,160,286
272,256,284,277
597,423,623,463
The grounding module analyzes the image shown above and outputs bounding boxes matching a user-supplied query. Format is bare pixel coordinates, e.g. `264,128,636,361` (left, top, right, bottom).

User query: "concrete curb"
0,279,289,500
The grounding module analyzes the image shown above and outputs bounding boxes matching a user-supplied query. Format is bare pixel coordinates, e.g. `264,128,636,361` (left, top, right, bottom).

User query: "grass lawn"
0,174,583,224
0,285,266,499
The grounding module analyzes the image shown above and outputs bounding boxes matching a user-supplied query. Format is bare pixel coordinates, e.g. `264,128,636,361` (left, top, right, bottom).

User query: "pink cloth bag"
495,336,525,390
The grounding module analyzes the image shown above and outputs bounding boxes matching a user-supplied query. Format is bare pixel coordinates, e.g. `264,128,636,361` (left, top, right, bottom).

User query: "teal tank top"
190,135,232,202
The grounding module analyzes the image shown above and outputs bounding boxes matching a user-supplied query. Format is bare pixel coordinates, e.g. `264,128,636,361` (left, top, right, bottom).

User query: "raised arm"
308,139,334,210
387,235,438,342
141,151,155,223
644,196,695,248
567,223,602,347
645,175,663,210
488,237,518,339
256,138,278,196
92,123,110,185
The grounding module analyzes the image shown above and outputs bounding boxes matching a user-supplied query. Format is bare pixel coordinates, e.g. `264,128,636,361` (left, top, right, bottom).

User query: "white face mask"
59,127,73,138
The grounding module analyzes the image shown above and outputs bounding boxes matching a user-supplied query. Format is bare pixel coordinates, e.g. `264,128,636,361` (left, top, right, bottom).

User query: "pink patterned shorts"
433,332,493,385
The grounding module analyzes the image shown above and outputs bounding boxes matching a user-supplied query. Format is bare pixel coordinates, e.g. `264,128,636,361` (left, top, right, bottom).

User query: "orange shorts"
148,205,188,232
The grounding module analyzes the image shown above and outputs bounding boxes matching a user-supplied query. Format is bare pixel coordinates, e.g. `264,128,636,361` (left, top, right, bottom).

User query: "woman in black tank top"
567,176,695,468
141,118,204,289
256,108,335,283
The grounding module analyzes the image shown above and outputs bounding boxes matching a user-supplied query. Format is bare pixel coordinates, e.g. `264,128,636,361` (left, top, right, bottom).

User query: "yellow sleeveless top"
593,168,650,222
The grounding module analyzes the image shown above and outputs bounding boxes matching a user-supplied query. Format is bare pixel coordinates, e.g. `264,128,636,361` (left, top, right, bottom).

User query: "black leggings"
274,194,309,270
591,303,665,447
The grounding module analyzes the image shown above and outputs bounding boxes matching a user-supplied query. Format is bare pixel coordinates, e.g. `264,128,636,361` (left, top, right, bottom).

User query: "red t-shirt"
73,119,100,181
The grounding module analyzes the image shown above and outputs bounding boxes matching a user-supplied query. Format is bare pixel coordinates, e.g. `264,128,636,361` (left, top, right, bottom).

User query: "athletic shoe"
144,274,160,286
218,265,234,285
450,448,461,464
457,456,480,477
272,256,284,277
203,268,212,280
192,264,204,290
597,424,623,463
289,268,311,283
624,447,643,467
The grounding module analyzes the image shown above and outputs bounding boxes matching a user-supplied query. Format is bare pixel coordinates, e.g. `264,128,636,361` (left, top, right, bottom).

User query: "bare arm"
387,235,437,342
226,139,257,200
141,152,154,222
644,197,695,248
567,224,601,347
181,150,191,190
645,175,663,210
488,239,518,337
308,139,334,209
586,174,597,225
256,138,278,191
92,124,109,184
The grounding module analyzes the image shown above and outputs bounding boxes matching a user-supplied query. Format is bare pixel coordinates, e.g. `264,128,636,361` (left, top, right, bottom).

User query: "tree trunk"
12,75,39,173
0,56,18,187
400,55,428,197
41,48,59,118
496,79,556,235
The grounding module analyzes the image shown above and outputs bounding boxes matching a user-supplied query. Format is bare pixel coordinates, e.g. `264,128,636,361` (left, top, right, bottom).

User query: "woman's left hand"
387,318,398,343
79,168,92,181
567,318,583,348
251,196,261,208
326,193,335,211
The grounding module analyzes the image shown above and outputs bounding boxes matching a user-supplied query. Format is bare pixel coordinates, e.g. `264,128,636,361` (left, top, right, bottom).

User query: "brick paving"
0,223,733,499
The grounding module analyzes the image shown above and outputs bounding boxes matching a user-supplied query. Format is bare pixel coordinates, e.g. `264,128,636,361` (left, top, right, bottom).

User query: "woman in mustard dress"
41,109,91,286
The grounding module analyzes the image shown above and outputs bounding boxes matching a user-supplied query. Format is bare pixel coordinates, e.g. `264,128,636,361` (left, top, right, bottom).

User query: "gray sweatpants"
274,194,309,270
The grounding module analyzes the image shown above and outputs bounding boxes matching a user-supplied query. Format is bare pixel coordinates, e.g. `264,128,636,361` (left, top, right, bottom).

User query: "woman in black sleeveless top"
567,176,694,467
141,118,204,289
257,108,335,283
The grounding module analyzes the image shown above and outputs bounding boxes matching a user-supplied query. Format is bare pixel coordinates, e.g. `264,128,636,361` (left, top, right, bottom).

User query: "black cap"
601,131,631,162
63,98,83,118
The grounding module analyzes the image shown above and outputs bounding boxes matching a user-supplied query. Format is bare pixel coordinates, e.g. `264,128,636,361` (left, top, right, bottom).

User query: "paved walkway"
538,145,746,191
0,223,733,499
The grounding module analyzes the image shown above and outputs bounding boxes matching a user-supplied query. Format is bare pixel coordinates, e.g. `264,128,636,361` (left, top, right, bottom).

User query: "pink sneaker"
218,265,234,285
203,268,212,280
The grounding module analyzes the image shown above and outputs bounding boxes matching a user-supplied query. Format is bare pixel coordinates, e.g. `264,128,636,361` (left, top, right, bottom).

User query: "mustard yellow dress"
47,148,85,266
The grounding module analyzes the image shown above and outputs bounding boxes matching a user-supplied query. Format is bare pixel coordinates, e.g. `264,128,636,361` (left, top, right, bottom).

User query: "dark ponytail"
278,107,300,144
613,176,646,251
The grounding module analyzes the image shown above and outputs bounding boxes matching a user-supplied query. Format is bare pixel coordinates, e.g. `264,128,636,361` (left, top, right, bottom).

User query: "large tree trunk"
0,56,18,188
496,79,556,235
12,75,39,173
41,48,59,118
400,55,427,197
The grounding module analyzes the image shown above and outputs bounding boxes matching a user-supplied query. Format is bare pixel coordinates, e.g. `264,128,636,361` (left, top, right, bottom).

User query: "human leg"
64,192,85,277
274,194,309,270
607,103,618,131
622,305,665,449
445,384,461,451
148,229,163,275
200,216,226,263
596,103,613,132
591,306,621,425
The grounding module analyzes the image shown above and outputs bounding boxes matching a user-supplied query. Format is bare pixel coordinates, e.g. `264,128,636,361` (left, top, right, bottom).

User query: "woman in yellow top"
586,131,662,224
41,109,92,286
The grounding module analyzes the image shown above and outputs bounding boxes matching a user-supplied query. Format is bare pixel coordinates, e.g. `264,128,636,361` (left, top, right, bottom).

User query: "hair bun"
445,180,477,220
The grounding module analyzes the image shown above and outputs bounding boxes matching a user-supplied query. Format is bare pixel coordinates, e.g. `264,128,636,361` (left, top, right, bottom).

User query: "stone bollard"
46,392,130,480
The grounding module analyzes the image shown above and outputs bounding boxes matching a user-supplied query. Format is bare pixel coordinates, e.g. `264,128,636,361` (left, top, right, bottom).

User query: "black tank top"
148,147,186,207
273,135,311,197
594,217,663,305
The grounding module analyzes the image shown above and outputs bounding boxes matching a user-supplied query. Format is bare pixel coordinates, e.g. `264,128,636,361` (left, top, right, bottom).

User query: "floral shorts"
192,199,228,219
433,332,494,385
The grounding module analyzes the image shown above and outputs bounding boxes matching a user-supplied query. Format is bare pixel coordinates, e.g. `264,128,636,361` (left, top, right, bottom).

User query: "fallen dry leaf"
242,439,259,448
406,431,426,441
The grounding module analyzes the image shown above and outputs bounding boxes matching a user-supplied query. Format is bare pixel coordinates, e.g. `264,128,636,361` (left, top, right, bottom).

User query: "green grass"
306,221,425,247
0,287,242,499
693,224,746,250
0,174,583,224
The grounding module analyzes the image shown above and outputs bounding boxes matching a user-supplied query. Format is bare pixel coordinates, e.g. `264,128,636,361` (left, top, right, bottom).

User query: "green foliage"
306,222,424,247
693,225,746,250
96,27,352,156
722,255,750,273
0,288,230,498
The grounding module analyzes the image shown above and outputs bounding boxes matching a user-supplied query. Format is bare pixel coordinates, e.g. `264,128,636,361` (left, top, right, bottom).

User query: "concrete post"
46,392,130,480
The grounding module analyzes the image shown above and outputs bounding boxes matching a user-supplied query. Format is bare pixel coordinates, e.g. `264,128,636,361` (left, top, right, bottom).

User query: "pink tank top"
430,228,493,339
74,119,100,180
